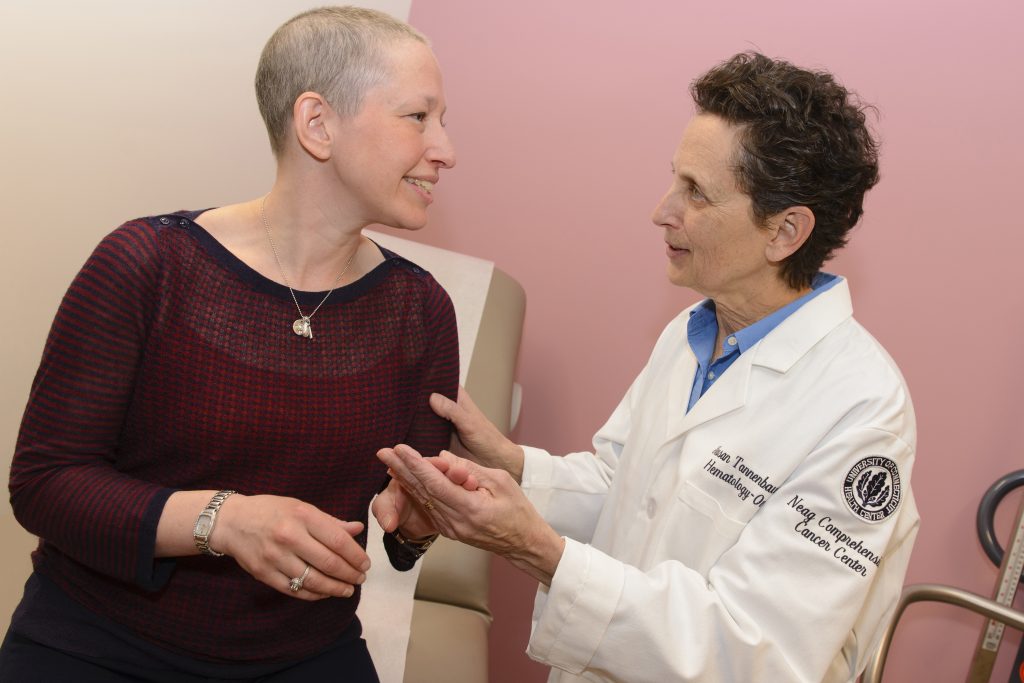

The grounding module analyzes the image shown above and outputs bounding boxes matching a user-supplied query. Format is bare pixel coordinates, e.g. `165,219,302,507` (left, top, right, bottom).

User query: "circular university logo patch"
843,456,901,523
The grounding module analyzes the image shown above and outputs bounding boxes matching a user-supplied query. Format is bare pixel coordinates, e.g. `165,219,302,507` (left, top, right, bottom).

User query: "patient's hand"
372,478,436,539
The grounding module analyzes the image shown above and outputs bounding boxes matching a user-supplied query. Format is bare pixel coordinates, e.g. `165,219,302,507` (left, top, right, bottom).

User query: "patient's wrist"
397,524,436,542
390,527,438,559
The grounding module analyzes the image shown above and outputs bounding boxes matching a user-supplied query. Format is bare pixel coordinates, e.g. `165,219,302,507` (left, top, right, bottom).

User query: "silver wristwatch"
193,490,237,556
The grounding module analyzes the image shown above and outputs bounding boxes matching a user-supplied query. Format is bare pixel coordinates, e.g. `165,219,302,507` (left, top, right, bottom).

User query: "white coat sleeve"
525,424,918,682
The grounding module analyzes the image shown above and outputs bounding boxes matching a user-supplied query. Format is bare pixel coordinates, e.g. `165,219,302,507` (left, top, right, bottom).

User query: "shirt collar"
732,272,840,352
688,272,841,358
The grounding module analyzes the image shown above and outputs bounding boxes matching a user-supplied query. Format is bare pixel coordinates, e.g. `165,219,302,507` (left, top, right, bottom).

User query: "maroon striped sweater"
9,211,458,663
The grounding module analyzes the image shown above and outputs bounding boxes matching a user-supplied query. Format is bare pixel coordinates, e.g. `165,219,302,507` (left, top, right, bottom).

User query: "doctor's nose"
651,189,677,230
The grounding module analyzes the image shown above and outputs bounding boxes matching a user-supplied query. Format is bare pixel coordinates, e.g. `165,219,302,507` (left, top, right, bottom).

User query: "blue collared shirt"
686,273,841,412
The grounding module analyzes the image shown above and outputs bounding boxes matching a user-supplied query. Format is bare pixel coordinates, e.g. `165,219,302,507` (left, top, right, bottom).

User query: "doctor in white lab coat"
374,52,918,683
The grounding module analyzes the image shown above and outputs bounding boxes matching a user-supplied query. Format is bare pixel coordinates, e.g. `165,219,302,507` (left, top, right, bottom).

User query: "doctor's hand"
430,387,526,481
377,445,565,586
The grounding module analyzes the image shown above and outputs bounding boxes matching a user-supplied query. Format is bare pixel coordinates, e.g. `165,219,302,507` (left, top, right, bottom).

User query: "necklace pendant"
292,317,313,338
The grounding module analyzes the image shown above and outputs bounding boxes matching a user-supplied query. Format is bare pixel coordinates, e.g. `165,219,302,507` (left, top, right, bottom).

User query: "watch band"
193,489,237,557
390,528,438,558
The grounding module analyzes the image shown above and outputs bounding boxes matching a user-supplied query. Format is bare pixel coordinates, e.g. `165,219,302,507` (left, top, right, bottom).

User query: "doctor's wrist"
506,523,564,587
500,444,526,484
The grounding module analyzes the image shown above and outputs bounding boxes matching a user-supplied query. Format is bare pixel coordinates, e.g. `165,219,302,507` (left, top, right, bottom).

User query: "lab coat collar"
667,277,853,439
748,276,853,373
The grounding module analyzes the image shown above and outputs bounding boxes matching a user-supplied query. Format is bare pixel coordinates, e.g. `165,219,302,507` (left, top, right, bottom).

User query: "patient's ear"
766,207,814,264
292,91,332,161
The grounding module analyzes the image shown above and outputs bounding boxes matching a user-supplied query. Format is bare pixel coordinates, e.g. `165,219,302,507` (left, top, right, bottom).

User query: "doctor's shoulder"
819,317,915,422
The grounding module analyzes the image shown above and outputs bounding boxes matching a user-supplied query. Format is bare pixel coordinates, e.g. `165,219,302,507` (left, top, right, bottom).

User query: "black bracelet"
390,528,438,557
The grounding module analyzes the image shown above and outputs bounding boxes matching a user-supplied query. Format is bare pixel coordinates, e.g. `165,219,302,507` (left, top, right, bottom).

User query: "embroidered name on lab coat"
789,494,882,577
703,446,780,508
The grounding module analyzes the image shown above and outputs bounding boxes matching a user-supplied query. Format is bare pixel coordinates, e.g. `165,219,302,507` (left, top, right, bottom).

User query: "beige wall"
0,0,411,636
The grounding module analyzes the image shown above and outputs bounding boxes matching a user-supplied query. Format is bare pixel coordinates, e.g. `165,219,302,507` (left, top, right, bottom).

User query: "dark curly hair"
690,52,879,289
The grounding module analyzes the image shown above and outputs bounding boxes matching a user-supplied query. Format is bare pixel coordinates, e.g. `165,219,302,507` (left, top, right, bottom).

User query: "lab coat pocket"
668,482,748,576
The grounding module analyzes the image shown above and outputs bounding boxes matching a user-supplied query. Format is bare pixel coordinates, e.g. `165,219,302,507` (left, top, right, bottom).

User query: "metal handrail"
862,583,1024,683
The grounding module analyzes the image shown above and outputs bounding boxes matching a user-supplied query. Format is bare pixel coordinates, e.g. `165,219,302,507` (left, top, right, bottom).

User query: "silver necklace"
260,196,358,339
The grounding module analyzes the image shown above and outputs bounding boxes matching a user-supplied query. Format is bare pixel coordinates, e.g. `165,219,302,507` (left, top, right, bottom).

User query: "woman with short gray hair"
2,7,457,681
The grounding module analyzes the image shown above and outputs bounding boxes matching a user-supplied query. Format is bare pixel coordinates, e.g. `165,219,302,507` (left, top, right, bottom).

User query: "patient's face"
326,39,456,231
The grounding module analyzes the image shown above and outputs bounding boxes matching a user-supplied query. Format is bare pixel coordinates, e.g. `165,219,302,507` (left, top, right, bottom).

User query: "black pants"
0,630,380,683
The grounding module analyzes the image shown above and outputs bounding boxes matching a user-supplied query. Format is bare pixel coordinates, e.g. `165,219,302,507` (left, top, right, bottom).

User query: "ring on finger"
289,563,312,593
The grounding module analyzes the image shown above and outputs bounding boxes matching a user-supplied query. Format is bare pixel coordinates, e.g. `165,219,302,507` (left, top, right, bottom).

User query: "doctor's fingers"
423,476,534,555
397,449,526,535
429,387,472,425
379,445,459,503
430,390,505,448
432,450,481,490
378,447,475,530
429,391,477,458
393,444,494,497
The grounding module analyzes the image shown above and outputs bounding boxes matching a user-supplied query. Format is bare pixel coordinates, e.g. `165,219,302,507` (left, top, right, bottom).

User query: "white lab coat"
520,278,918,683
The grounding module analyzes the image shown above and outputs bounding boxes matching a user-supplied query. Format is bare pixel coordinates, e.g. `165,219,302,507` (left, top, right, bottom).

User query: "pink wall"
399,0,1024,681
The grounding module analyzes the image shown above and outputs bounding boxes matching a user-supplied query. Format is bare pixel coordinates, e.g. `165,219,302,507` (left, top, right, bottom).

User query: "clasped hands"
372,389,565,585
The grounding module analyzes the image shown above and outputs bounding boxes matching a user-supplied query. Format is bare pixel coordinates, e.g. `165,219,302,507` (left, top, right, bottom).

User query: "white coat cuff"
527,537,624,674
521,445,554,487
521,445,555,511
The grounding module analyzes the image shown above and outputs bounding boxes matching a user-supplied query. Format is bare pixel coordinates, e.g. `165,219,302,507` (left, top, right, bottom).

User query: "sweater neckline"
167,209,406,307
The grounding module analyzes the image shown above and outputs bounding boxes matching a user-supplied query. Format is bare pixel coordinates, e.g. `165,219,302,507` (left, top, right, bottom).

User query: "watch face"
195,513,214,536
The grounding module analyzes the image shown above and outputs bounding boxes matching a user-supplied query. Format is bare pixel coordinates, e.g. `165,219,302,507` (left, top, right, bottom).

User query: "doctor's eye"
408,112,427,123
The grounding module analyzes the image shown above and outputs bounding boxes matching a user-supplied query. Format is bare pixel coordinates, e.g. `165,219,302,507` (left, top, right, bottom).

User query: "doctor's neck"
712,284,812,346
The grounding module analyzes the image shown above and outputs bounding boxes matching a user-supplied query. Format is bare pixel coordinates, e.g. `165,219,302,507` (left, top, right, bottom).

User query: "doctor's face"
651,114,776,302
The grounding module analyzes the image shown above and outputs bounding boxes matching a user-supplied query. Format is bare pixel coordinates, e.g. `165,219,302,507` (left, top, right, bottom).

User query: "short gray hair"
255,6,427,157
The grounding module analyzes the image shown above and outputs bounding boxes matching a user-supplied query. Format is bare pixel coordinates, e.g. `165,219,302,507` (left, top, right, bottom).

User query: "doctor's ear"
292,91,333,161
766,207,814,264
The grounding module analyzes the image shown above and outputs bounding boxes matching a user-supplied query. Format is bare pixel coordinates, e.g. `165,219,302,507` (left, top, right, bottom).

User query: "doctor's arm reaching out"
375,446,565,586
427,387,526,481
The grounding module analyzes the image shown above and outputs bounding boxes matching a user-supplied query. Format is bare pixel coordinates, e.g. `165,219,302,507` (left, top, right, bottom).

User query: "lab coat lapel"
663,278,854,444
662,316,751,440
665,331,698,438
669,350,752,438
